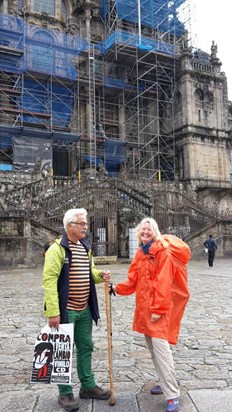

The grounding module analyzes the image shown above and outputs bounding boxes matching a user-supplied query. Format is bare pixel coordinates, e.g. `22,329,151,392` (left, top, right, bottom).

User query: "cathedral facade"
0,1,231,264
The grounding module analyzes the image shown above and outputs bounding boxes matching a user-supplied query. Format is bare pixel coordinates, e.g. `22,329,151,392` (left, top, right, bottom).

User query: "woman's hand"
109,283,116,295
151,313,161,323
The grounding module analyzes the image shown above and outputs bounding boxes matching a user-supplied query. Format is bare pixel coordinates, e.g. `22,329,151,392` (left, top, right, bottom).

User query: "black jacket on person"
203,238,217,251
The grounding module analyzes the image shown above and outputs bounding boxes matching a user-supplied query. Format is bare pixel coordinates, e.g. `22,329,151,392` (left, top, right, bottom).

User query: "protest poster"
30,323,74,385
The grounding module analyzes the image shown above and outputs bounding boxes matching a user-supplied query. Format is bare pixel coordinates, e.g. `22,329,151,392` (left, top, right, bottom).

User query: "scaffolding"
96,0,191,180
0,1,192,179
0,12,87,172
0,13,87,130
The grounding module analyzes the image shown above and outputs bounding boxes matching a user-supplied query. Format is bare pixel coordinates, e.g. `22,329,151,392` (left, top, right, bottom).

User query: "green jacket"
42,233,104,324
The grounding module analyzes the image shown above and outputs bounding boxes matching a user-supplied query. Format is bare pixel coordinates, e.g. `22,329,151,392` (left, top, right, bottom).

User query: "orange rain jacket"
115,235,191,345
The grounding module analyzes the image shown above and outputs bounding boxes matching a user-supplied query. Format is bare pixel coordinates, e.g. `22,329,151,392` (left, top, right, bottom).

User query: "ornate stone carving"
211,41,218,60
8,8,17,16
180,30,192,56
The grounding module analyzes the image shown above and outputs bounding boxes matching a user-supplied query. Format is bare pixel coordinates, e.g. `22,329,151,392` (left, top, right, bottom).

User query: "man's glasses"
70,222,88,228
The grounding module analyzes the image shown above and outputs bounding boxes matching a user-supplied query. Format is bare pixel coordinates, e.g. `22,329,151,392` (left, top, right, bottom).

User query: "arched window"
31,31,54,73
62,0,68,21
194,88,204,106
16,0,24,12
32,0,56,16
205,92,214,104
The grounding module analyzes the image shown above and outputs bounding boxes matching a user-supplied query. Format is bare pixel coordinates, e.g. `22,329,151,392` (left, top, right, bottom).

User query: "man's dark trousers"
208,250,215,267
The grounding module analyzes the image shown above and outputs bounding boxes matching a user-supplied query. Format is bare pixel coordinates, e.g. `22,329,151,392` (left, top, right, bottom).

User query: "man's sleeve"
89,251,104,284
42,244,63,318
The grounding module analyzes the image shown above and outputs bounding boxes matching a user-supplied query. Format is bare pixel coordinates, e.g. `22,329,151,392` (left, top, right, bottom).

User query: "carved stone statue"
211,41,218,60
180,30,192,56
181,30,189,50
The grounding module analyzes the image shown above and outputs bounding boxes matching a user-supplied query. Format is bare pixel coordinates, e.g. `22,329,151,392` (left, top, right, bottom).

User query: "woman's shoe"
150,385,163,395
166,397,180,412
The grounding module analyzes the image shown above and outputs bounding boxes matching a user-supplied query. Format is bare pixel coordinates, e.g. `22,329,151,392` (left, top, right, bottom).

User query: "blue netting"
104,77,126,89
19,80,74,128
0,164,13,170
51,84,74,128
0,133,12,150
99,29,175,55
100,0,186,35
83,155,102,166
0,13,88,79
82,141,127,176
33,0,56,15
99,0,109,19
104,140,127,176
22,80,48,117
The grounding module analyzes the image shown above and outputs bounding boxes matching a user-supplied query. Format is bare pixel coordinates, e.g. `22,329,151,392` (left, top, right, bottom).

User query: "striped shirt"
67,240,90,311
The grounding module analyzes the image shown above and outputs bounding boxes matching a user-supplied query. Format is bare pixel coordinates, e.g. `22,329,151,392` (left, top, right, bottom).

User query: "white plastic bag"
30,323,74,385
205,248,208,253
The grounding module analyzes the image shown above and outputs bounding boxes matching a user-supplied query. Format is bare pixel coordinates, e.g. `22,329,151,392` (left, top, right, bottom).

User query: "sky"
191,0,231,99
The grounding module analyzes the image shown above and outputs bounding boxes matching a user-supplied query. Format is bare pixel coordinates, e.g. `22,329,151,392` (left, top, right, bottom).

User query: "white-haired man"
43,208,111,412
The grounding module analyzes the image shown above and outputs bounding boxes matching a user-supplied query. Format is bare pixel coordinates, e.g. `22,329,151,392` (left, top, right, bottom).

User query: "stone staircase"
4,176,152,229
3,175,232,259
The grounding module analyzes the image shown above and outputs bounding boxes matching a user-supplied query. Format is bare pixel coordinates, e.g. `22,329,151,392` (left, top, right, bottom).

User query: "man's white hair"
135,217,161,243
63,208,88,231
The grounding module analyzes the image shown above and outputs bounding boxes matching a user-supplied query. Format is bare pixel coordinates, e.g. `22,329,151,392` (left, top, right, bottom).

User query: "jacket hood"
150,234,191,264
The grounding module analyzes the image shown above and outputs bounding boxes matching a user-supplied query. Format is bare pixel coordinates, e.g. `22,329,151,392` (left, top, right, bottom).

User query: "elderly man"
43,208,111,412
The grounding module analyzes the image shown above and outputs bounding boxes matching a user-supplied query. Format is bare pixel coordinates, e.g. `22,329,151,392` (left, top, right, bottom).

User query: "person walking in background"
203,234,217,267
42,238,52,257
43,208,111,412
110,217,191,412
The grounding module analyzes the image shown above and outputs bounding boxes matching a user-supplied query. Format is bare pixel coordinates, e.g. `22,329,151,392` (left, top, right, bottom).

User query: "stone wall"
0,216,59,269
185,220,232,259
0,171,32,211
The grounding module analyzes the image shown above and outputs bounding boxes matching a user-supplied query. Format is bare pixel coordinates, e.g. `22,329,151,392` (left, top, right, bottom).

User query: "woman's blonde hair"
135,217,161,243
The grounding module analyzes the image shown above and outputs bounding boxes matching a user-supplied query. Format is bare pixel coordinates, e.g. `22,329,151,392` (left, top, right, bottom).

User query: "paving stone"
93,393,139,412
0,391,38,411
1,259,232,411
137,390,198,412
188,389,232,412
35,389,92,412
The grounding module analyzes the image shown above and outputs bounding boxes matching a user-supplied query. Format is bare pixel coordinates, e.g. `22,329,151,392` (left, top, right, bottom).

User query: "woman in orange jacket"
112,217,191,412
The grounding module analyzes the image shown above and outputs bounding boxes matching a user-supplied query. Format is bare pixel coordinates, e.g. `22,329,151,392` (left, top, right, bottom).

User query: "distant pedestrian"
203,234,217,267
42,239,52,257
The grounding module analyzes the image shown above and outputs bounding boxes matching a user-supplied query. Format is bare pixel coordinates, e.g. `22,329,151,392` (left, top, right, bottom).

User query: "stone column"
119,93,126,140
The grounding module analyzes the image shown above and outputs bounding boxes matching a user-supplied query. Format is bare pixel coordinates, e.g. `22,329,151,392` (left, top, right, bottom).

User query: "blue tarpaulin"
104,140,127,176
100,0,186,36
0,13,88,79
99,29,175,56
0,133,12,149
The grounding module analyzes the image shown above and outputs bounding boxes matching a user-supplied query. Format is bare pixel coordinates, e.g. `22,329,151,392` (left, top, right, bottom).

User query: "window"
31,31,54,73
32,0,56,16
62,1,67,21
17,0,24,12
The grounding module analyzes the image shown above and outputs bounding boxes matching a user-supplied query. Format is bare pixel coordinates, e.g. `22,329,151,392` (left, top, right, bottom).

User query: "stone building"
0,0,232,267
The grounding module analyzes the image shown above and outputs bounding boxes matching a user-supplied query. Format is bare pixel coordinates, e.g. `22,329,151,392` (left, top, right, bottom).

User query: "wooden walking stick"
104,281,116,406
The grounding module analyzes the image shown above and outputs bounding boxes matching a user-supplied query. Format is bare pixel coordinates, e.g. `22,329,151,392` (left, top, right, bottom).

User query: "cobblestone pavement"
0,258,232,411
